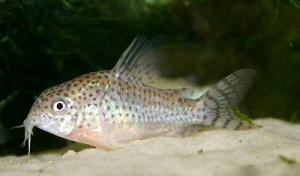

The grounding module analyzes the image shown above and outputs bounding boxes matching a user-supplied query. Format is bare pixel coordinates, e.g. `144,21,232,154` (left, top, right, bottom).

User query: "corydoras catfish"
22,36,260,154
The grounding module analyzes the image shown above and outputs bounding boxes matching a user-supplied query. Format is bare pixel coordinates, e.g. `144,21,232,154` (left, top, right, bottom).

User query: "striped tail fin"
199,69,261,130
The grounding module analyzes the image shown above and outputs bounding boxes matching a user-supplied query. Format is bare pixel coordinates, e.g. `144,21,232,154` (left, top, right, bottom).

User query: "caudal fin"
199,69,261,130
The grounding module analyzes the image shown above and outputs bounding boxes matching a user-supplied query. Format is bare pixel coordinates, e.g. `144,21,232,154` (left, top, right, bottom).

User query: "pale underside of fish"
22,36,260,154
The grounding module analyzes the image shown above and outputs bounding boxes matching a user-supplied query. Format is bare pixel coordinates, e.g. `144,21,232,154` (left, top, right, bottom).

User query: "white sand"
1,118,300,176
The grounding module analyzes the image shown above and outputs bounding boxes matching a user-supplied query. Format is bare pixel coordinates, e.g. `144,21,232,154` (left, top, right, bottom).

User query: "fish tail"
198,69,261,130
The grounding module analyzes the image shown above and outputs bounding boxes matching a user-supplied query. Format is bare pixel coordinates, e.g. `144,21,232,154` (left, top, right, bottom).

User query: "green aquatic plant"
279,155,297,165
289,0,300,9
228,106,254,125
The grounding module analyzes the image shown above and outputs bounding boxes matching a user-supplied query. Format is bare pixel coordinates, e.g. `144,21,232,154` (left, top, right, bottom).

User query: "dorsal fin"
111,35,161,84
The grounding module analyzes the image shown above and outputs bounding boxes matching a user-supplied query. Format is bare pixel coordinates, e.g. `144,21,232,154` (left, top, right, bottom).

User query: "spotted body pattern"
23,36,259,154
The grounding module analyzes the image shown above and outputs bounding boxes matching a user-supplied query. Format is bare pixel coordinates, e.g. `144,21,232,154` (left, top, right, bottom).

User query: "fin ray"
112,35,161,84
199,69,260,130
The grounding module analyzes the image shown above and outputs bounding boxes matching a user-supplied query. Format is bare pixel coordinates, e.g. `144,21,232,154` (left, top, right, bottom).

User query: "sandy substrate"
1,118,300,176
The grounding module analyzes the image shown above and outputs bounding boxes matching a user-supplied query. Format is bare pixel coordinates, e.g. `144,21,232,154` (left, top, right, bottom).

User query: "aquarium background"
0,0,299,155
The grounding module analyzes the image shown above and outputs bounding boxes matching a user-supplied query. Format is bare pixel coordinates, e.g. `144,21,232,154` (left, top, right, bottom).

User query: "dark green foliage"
0,0,299,155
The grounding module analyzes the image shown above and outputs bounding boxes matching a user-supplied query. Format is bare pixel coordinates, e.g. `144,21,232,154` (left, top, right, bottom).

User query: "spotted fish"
22,36,259,154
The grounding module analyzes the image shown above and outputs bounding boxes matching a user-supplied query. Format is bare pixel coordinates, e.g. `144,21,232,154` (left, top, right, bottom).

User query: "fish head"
23,81,82,154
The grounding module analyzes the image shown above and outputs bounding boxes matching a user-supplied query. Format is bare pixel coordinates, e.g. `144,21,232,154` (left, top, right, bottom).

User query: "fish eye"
51,99,66,112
